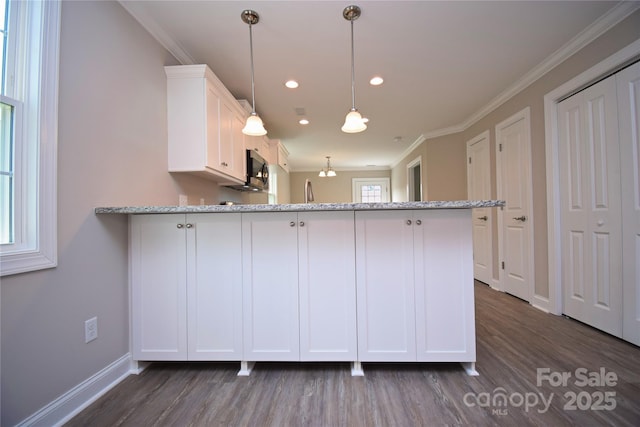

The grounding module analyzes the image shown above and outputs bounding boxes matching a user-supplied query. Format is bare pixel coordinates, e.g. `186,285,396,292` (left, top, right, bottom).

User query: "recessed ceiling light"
369,76,384,86
285,80,299,89
299,118,309,125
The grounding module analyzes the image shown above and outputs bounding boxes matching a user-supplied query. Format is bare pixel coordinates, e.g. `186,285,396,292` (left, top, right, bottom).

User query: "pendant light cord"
349,18,356,110
249,22,256,114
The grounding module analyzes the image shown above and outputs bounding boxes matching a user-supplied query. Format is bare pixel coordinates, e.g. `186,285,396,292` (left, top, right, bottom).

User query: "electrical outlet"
179,194,188,206
85,317,98,343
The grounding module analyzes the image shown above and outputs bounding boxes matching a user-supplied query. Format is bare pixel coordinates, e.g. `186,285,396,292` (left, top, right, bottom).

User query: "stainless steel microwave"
227,149,269,192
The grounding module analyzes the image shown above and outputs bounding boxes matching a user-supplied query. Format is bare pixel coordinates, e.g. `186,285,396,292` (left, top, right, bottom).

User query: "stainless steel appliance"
227,149,269,192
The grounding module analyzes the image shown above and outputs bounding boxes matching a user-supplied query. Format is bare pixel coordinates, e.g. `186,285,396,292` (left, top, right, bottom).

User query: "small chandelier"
319,156,337,177
341,5,367,133
241,10,267,136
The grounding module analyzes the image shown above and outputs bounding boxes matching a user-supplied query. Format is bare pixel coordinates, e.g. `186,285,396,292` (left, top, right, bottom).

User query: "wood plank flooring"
65,282,640,426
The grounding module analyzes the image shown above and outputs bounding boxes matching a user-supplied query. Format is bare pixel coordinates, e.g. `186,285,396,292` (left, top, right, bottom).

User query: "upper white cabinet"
131,213,243,361
276,141,289,172
355,209,475,362
165,65,247,184
245,135,272,164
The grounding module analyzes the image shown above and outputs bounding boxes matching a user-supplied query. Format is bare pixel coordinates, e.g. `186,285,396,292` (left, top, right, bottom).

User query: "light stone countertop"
95,200,504,215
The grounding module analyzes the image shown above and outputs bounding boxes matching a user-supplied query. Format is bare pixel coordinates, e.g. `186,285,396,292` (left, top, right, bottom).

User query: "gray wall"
1,2,220,424
391,10,640,295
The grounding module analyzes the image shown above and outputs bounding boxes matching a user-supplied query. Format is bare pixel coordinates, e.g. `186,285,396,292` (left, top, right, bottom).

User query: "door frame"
352,177,391,203
495,107,534,299
407,156,424,201
544,38,640,315
466,130,495,287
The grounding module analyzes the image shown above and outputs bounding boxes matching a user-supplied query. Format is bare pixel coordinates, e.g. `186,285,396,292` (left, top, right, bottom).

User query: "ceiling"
120,1,625,172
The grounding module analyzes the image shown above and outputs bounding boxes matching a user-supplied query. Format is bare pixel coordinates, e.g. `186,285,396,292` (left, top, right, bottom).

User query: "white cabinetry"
274,141,290,172
165,65,247,184
241,212,300,361
298,211,357,361
355,209,475,364
246,135,272,164
131,213,243,361
241,211,357,362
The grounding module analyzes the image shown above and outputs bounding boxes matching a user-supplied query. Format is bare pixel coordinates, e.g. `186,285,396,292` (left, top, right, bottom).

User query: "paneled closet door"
558,76,623,337
618,61,640,346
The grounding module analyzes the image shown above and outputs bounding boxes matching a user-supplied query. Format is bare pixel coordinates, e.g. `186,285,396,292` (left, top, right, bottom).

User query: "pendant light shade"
241,10,267,136
342,109,367,133
243,114,266,136
341,5,366,134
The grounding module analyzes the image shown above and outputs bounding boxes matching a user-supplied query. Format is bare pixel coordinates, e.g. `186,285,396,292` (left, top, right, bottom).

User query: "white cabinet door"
131,213,243,361
355,210,416,361
131,214,188,360
242,212,300,361
414,209,475,362
298,211,357,361
187,213,243,360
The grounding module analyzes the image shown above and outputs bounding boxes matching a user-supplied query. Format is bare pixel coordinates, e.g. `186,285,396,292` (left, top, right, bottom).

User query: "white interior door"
496,108,534,301
618,61,640,346
558,76,623,337
467,131,493,285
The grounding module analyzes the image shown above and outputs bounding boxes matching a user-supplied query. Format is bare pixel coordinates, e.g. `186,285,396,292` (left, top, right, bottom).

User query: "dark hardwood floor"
65,282,640,426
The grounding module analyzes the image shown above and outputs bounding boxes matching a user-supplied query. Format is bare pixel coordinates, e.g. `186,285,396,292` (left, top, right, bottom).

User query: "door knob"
289,221,296,227
299,221,305,227
416,220,422,225
478,216,488,221
185,223,193,229
406,220,412,225
513,216,527,222
176,224,184,229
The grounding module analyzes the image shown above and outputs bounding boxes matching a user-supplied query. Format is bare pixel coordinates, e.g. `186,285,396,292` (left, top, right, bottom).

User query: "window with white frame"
0,0,60,276
352,178,390,203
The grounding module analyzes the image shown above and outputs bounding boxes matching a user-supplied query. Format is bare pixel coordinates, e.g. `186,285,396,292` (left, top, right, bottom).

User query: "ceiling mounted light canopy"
319,156,337,177
241,10,267,136
341,5,366,134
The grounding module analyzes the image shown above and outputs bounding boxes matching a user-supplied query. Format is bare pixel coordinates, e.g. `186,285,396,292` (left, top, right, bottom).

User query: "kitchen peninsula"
96,200,503,377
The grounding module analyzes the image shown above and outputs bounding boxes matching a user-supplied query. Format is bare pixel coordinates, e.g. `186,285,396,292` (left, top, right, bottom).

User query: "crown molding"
390,1,640,166
118,0,639,169
118,1,195,65
458,1,640,131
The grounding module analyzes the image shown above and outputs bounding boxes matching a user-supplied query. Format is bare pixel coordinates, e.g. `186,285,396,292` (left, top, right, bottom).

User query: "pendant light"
241,10,267,136
319,156,337,177
341,5,367,133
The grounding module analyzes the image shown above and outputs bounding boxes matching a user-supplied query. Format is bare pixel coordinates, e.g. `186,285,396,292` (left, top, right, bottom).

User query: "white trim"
390,2,639,166
16,354,134,427
0,0,60,276
406,156,423,201
391,134,426,168
544,38,640,316
351,177,391,203
117,0,195,65
495,107,534,298
466,130,493,284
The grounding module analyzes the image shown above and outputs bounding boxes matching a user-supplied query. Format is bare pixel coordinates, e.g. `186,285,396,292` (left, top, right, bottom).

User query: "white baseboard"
17,353,135,427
